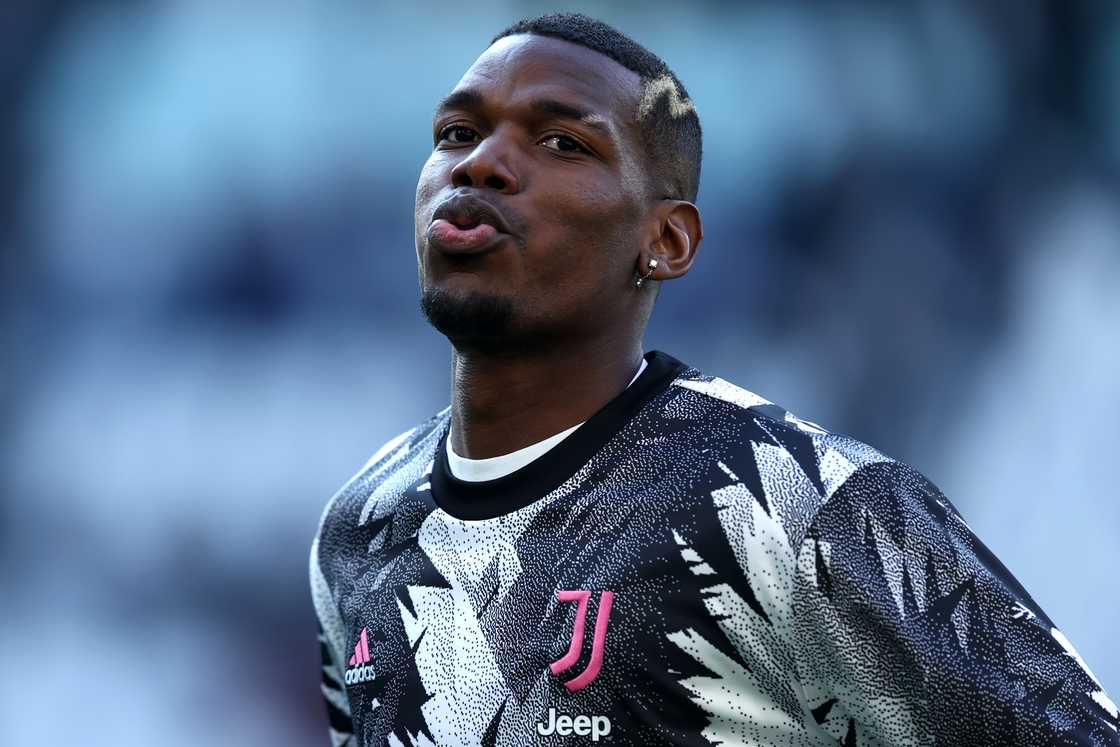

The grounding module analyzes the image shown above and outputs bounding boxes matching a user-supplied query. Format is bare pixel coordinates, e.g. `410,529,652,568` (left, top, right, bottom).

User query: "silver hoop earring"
635,258,659,288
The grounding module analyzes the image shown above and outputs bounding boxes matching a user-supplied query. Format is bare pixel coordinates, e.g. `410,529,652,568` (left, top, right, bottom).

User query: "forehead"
443,34,643,137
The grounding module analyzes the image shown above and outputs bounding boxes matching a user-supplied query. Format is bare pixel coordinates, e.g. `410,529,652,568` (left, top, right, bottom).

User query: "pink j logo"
549,590,615,692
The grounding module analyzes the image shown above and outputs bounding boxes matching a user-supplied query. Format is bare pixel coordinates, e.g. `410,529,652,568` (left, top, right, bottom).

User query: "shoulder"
665,365,903,548
311,407,450,545
670,363,1029,601
669,365,890,469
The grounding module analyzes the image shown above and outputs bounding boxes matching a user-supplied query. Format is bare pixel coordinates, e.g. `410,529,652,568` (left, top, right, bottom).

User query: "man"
310,12,1119,746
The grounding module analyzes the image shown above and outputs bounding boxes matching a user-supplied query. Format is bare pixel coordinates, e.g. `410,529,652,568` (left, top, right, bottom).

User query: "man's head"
415,12,703,354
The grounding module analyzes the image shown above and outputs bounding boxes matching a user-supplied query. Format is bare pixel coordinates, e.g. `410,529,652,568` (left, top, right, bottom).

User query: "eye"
539,134,588,154
437,124,480,145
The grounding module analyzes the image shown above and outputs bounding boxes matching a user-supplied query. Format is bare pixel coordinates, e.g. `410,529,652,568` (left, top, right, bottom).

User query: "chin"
419,285,518,347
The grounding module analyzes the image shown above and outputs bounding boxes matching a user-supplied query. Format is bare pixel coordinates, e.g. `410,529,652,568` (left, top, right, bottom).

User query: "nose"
449,129,520,193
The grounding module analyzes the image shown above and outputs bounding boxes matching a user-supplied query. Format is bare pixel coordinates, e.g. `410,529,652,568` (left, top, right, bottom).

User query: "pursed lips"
427,195,513,254
427,218,500,253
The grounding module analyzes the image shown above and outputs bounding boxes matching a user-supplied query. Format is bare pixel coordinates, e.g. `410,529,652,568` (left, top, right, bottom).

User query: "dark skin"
414,34,703,458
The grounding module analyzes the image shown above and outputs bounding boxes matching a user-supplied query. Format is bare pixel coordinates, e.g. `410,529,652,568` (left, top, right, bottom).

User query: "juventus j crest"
549,590,615,692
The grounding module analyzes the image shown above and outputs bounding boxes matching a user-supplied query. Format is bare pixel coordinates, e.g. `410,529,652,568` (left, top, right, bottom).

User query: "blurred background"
3,0,1119,744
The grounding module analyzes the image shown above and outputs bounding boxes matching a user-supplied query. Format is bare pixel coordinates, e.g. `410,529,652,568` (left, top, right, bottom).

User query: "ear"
640,200,703,282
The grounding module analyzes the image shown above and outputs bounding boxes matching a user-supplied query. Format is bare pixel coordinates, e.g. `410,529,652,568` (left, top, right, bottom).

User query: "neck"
449,337,645,459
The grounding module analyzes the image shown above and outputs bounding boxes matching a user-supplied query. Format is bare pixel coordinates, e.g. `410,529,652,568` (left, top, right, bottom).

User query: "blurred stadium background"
3,1,1119,744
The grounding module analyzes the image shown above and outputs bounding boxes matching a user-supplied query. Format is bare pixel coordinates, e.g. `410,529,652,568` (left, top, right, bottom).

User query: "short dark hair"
492,12,703,203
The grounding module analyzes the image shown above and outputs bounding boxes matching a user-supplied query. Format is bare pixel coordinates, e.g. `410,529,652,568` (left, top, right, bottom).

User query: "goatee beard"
419,287,516,350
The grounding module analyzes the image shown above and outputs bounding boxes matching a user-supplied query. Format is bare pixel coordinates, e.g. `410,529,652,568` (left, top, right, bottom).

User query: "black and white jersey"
310,350,1120,746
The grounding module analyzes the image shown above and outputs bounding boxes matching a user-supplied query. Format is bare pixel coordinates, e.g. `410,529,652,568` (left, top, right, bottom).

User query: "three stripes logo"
549,589,614,692
345,627,376,686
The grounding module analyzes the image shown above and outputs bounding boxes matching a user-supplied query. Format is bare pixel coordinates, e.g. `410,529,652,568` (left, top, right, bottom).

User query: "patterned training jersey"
310,350,1120,746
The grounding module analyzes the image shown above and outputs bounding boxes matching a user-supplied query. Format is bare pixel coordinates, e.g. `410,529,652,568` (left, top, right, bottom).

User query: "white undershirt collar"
446,357,648,482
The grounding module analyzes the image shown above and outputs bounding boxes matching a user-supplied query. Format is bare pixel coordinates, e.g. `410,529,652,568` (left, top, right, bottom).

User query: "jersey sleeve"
311,531,356,746
308,425,422,746
790,460,1120,746
316,621,356,746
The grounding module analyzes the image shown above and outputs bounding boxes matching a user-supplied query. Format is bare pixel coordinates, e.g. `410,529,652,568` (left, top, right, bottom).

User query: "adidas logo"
345,627,376,685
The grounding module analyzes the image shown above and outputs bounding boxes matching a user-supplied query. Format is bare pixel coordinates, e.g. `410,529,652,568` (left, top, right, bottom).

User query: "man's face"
415,34,651,350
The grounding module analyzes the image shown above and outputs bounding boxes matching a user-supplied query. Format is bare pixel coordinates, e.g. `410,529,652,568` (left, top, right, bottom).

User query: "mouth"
427,218,501,254
427,193,512,255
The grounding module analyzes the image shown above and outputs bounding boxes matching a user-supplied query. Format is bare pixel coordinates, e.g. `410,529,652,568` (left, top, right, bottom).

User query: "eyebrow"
434,88,615,141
